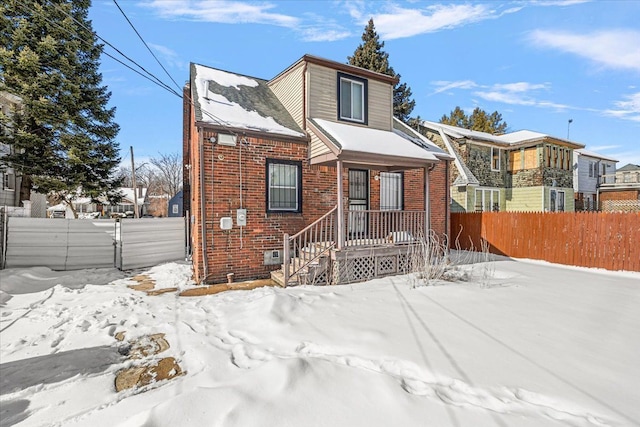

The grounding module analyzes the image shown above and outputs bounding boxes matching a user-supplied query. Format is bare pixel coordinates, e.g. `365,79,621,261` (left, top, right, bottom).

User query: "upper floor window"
588,161,595,178
266,159,302,213
491,147,501,171
3,172,15,191
337,72,367,124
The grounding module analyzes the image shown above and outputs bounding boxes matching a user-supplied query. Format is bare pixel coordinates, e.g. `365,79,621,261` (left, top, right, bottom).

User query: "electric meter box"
236,209,247,227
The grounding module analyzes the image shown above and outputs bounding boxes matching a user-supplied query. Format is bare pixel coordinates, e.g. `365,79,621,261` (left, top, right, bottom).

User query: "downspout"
302,62,307,130
198,128,209,281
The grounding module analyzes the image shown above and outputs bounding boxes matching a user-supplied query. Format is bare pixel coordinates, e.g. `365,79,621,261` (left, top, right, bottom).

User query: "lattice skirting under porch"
330,245,415,285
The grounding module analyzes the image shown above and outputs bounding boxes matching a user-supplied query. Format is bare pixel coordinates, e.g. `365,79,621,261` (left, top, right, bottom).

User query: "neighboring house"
1,91,46,217
183,55,452,285
598,163,640,212
415,121,584,213
573,149,618,211
47,187,149,218
168,190,183,217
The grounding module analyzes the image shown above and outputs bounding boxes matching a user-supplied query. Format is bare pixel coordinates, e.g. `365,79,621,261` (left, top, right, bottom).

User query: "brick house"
183,55,452,286
414,121,584,212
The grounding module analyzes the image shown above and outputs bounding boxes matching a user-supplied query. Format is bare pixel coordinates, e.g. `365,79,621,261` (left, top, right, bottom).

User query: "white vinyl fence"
115,218,185,270
2,217,185,271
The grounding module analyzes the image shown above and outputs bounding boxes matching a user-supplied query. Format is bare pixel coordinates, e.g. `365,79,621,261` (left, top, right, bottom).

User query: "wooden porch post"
424,165,431,236
336,160,344,250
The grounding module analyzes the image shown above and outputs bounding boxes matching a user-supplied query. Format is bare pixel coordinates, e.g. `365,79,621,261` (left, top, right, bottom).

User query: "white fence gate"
2,217,186,271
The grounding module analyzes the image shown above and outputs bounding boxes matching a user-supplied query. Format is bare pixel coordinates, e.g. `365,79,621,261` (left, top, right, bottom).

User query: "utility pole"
130,146,139,218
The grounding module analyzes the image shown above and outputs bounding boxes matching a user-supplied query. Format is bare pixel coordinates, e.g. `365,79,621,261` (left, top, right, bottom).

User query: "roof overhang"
308,118,440,170
195,121,310,144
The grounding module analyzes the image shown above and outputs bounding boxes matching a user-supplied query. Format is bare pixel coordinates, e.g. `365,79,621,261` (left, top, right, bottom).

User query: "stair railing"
283,206,337,287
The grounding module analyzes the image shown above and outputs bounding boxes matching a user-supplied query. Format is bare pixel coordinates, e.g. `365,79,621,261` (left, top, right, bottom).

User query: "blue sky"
88,0,640,167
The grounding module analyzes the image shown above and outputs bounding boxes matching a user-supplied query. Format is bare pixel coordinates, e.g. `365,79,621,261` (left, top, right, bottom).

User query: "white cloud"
587,144,621,151
604,92,640,122
142,0,299,27
431,80,478,94
529,29,640,72
530,0,590,6
491,82,550,92
148,43,186,70
300,27,352,42
373,4,497,39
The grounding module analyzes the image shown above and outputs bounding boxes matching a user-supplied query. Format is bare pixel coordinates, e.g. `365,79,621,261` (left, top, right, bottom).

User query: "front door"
348,169,368,236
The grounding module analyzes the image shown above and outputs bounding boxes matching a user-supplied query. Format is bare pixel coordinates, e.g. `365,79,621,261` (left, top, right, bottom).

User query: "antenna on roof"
567,119,573,140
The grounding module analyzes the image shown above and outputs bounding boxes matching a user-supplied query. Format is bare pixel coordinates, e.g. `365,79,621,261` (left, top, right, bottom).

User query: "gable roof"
309,118,439,168
420,120,585,149
270,54,398,86
617,163,640,172
191,63,305,138
391,118,453,161
575,148,618,163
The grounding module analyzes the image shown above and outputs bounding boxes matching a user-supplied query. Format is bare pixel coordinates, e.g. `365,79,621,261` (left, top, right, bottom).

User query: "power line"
46,1,233,130
47,1,181,97
9,1,240,136
113,0,182,94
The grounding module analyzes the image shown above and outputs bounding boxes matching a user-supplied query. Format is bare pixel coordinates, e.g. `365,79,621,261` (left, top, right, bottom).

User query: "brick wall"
600,190,640,201
187,126,451,284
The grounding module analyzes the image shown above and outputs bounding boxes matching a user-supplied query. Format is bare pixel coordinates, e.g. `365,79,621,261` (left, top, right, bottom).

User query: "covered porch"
273,118,444,287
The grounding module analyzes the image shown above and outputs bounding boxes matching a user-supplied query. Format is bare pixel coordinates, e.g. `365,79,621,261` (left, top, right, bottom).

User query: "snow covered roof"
575,149,618,163
310,118,439,164
191,63,305,138
420,120,584,148
391,118,452,160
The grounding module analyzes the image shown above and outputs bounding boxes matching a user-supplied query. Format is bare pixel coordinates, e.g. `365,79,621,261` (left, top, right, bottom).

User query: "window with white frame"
491,147,501,171
338,72,367,124
380,172,403,210
3,172,15,191
550,189,565,212
588,161,595,178
172,204,179,214
266,159,302,213
475,188,500,212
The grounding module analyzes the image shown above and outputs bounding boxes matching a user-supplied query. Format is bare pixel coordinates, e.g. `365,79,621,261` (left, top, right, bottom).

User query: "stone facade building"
415,121,584,213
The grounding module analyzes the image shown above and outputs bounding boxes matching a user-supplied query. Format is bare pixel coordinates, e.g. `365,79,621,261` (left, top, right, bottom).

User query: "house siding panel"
268,62,305,128
505,187,544,212
307,62,392,131
309,126,331,158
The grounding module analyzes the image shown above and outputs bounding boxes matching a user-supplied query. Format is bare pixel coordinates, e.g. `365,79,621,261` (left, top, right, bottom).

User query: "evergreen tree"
0,0,121,216
348,18,415,122
440,106,508,134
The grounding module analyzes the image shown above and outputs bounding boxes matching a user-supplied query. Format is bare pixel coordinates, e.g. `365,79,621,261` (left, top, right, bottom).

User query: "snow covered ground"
1,258,639,427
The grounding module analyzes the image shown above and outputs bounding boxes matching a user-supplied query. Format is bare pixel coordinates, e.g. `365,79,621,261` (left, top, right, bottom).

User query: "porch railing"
282,208,427,286
346,210,426,247
283,206,337,287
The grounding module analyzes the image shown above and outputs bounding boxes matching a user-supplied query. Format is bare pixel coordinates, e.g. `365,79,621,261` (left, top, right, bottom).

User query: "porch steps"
270,255,330,287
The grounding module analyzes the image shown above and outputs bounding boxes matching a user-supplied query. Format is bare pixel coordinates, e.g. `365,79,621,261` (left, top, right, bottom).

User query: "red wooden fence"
450,212,640,272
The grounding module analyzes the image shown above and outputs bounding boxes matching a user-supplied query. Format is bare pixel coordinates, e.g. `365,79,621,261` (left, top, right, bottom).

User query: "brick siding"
187,127,451,283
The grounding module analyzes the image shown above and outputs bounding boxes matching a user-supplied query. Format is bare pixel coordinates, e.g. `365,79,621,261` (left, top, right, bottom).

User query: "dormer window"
337,72,367,124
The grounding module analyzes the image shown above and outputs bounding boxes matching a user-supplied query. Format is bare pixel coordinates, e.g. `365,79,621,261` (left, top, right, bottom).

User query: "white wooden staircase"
270,207,336,287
